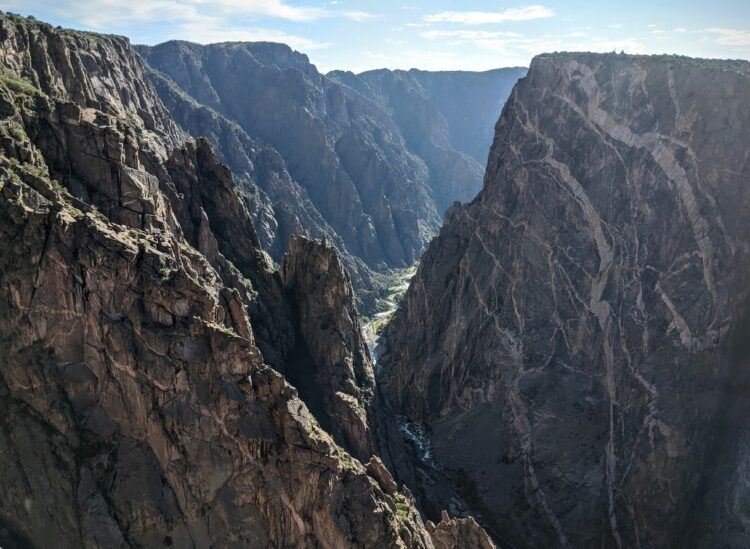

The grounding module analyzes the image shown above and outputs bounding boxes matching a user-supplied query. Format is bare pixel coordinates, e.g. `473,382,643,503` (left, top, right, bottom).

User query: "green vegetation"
334,445,360,472
0,69,43,97
158,267,172,282
364,261,418,342
4,122,25,141
393,494,411,520
30,163,51,179
368,315,391,337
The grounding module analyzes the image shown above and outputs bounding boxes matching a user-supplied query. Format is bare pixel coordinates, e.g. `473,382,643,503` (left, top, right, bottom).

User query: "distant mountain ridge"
329,67,526,165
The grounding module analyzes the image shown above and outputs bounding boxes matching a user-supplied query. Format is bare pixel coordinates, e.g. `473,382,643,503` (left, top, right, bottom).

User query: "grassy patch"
0,70,43,97
124,112,138,127
158,267,172,282
393,494,411,520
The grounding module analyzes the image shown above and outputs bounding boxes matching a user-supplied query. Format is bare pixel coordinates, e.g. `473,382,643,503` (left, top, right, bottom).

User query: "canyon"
0,14,491,548
137,41,524,312
1,9,749,549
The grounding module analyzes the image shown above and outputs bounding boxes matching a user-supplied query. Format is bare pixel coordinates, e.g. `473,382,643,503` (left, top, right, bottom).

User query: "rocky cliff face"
397,68,526,164
0,14,491,548
383,52,750,547
147,68,384,311
138,40,440,272
280,235,379,462
138,43,518,313
328,68,525,211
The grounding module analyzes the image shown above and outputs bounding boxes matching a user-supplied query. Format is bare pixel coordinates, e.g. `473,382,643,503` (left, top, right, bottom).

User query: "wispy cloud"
421,28,646,57
420,30,523,40
0,0,374,25
0,0,365,50
424,5,554,26
343,10,377,22
195,0,326,22
704,28,750,47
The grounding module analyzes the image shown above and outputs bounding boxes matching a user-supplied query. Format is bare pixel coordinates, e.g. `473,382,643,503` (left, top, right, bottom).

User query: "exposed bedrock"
383,52,750,548
0,14,492,548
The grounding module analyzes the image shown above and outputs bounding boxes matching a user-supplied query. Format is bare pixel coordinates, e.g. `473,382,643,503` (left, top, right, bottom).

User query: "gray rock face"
383,52,750,547
280,235,379,461
329,67,525,210
0,14,492,548
137,40,440,271
398,68,526,164
147,69,384,312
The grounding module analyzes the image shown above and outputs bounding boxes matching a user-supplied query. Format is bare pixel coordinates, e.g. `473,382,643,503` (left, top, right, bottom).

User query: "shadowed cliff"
383,52,750,547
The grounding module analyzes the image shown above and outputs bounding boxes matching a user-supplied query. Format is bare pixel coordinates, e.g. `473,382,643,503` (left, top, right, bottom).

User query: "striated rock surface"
383,52,750,547
329,67,525,211
0,14,492,549
137,40,440,271
147,68,385,311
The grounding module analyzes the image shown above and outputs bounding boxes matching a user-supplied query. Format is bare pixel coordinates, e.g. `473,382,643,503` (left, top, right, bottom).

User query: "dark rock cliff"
328,67,525,211
0,14,491,548
147,68,384,311
280,235,379,462
137,40,440,271
383,52,750,547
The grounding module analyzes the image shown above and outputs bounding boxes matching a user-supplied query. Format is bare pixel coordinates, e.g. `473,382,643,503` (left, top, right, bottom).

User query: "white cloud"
342,10,377,22
608,23,623,29
7,0,198,28
190,0,325,22
420,30,522,40
0,0,359,51
424,5,554,25
420,27,646,58
0,0,374,25
704,28,750,47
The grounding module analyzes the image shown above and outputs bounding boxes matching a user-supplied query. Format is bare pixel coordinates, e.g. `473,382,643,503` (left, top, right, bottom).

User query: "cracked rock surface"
383,52,750,548
0,14,491,549
138,43,522,314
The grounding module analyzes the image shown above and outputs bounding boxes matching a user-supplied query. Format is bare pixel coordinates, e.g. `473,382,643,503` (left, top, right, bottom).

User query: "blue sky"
2,1,749,72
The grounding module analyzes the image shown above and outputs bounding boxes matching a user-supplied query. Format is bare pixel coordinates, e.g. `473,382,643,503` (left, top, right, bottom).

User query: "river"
363,264,417,368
